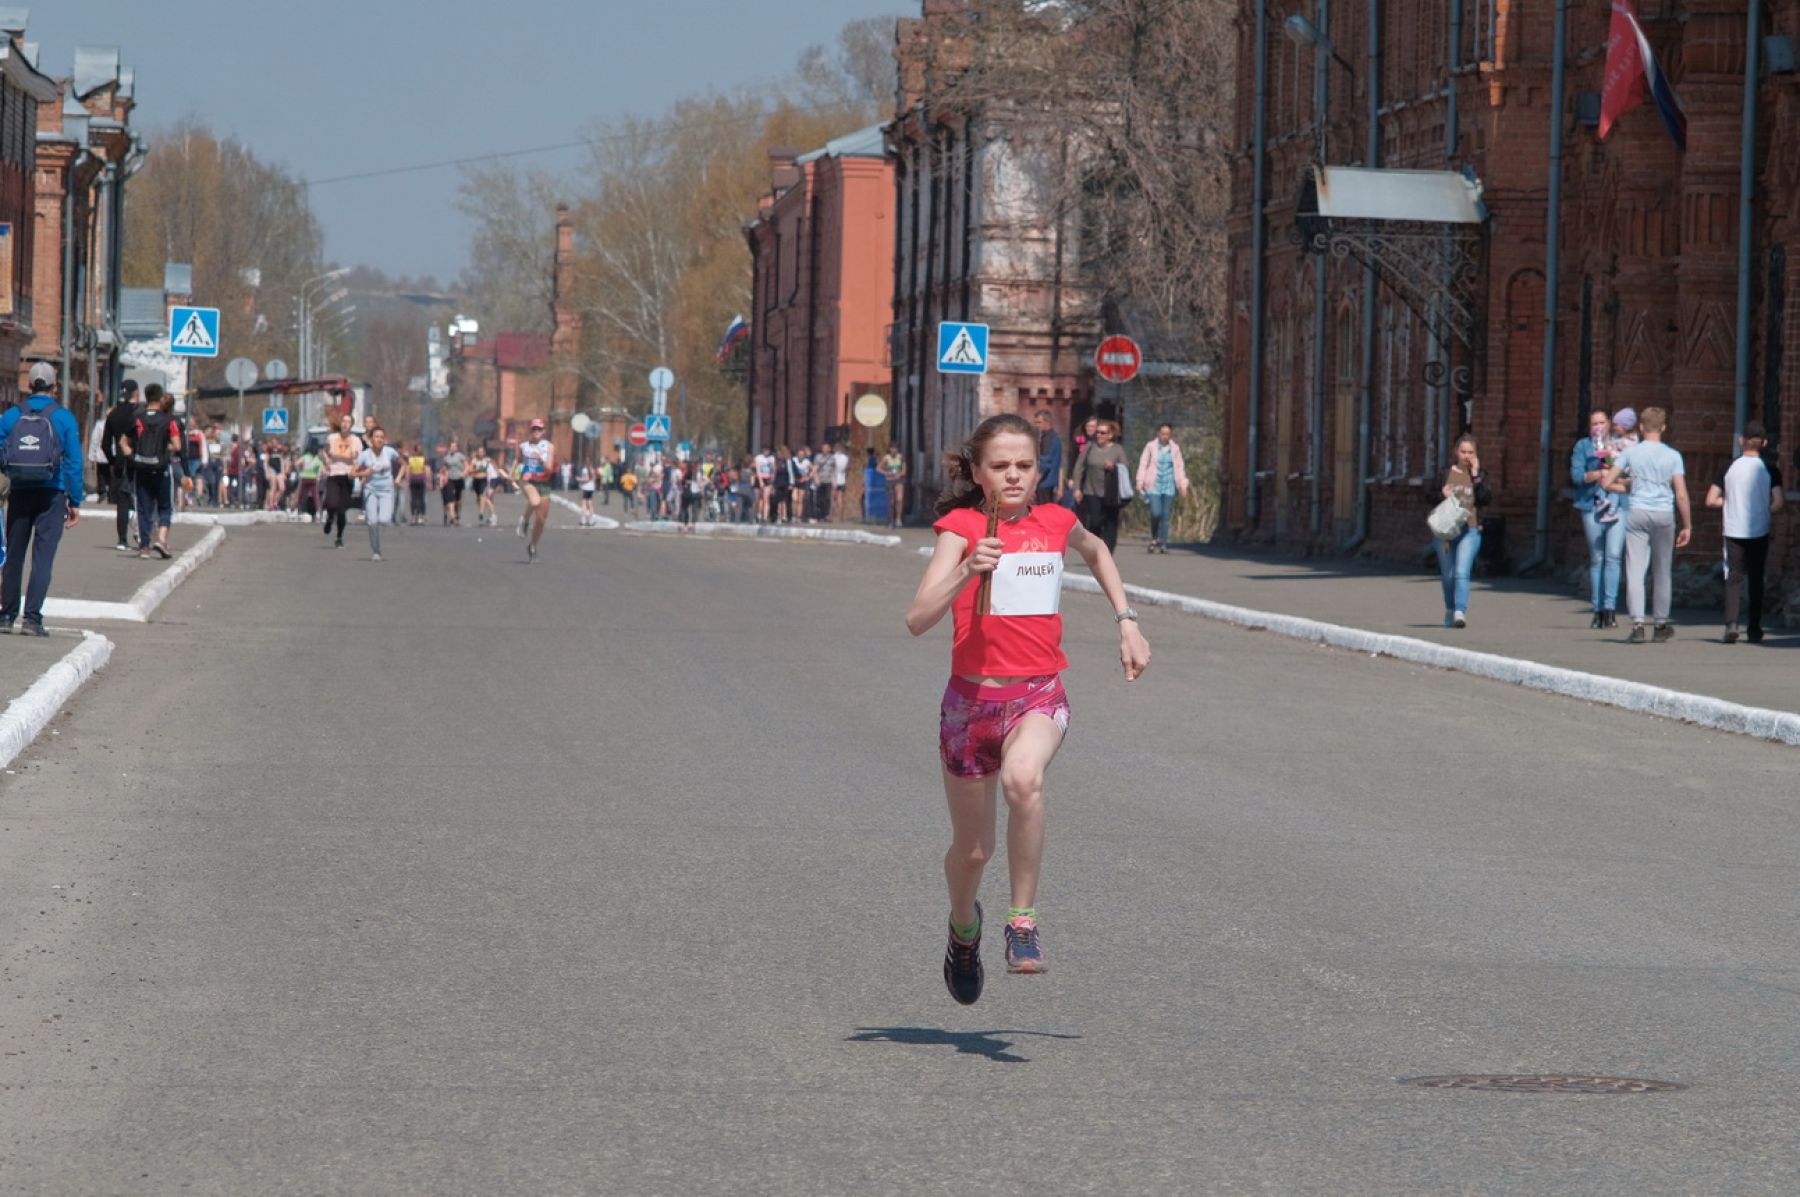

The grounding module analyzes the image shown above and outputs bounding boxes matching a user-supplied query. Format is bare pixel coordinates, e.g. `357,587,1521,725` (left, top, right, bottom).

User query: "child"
905,413,1151,1006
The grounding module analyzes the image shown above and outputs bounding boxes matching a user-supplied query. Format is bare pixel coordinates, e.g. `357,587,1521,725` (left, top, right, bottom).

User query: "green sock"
1008,907,1037,923
952,912,981,942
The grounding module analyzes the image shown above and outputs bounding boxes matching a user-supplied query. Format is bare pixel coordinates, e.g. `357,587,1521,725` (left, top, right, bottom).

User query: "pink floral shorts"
939,674,1072,779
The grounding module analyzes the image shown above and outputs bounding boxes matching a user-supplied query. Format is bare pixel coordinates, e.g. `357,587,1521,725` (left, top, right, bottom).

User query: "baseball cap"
27,362,56,388
529,417,547,430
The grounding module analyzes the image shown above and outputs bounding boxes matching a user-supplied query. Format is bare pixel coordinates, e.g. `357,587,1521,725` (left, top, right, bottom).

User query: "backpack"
134,411,173,470
3,403,64,485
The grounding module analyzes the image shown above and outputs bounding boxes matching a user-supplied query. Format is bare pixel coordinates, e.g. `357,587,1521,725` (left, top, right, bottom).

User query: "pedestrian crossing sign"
262,407,289,435
937,321,989,375
169,306,221,358
645,413,672,442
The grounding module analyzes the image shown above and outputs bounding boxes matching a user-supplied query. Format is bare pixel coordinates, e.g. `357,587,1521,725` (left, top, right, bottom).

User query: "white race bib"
989,552,1063,616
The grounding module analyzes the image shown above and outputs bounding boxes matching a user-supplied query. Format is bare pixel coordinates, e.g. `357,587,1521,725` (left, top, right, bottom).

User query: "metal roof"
1307,166,1484,225
796,123,888,165
73,45,119,98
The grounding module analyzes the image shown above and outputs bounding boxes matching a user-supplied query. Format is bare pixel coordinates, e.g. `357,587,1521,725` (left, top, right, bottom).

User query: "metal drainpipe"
61,151,88,411
1445,0,1461,162
1346,0,1382,551
1309,0,1330,538
1732,0,1763,444
1521,0,1569,575
1247,0,1268,525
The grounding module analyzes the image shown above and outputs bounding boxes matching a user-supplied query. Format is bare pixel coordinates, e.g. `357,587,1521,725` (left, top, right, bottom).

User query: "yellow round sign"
853,393,889,428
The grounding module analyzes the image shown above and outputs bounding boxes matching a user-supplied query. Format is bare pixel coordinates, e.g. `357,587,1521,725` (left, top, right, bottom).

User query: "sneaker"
1590,611,1605,630
1628,624,1647,644
1443,611,1454,628
23,620,46,637
1724,626,1740,644
943,902,984,1006
527,543,538,563
152,543,171,560
1452,611,1467,628
115,542,132,552
0,617,13,634
1004,915,1047,975
371,552,383,562
1653,624,1675,643
1602,609,1618,629
1748,628,1766,644
517,517,528,538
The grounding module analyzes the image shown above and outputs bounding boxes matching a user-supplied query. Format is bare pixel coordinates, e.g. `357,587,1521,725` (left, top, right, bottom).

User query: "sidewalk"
28,500,211,605
884,520,1800,719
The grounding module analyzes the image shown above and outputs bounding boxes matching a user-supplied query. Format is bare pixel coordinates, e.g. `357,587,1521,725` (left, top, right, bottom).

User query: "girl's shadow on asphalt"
846,1026,1080,1064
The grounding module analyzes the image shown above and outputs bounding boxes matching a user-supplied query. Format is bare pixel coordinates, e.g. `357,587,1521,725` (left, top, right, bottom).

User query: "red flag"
1600,0,1687,149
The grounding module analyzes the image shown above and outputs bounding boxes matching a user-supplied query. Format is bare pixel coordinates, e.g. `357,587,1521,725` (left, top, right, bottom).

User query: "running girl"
515,417,555,561
905,413,1150,1006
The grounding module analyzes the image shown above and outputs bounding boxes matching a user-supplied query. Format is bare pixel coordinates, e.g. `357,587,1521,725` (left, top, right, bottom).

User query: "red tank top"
932,503,1077,677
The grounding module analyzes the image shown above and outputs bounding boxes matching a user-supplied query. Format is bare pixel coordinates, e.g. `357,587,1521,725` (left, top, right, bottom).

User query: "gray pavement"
25,497,204,606
2,508,1799,1193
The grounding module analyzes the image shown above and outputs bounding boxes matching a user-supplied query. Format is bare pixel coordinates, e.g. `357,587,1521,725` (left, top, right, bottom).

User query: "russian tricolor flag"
1599,0,1686,150
715,314,749,364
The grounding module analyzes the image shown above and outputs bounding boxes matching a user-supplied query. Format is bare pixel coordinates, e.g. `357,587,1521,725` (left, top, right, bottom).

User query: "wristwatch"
1114,608,1139,623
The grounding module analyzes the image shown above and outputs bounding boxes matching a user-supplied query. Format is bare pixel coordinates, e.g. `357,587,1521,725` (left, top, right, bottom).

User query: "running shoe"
1724,626,1740,644
943,902,984,1006
517,516,528,538
152,543,171,560
23,619,46,637
115,542,131,552
527,543,537,563
1653,624,1675,643
1004,915,1047,975
0,617,13,634
1452,611,1467,628
1627,623,1647,644
372,553,383,562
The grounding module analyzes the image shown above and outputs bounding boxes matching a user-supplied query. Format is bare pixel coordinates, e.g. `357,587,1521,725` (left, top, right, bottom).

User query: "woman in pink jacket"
1136,423,1190,553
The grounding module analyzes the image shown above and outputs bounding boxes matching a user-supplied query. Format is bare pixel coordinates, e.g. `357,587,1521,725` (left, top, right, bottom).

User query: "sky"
33,1,913,284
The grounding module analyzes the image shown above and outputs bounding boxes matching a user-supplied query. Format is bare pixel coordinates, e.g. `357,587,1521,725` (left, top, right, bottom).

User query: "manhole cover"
1399,1074,1686,1094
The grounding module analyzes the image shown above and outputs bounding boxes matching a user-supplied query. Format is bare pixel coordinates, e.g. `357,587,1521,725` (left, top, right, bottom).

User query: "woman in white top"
578,463,597,525
352,427,402,560
322,413,363,547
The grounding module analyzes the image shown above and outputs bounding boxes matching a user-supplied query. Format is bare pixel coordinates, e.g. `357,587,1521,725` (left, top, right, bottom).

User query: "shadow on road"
846,1025,1081,1064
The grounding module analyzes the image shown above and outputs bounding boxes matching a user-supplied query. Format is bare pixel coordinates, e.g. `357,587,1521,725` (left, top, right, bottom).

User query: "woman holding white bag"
1071,420,1128,553
1135,423,1190,554
1429,434,1491,628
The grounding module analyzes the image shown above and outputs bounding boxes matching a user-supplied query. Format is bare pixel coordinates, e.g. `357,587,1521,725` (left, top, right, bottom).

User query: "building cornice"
0,42,57,103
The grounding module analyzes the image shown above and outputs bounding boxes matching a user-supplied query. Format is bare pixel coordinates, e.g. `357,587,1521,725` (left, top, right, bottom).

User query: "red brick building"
28,43,138,422
1226,0,1800,594
0,22,58,407
743,125,895,454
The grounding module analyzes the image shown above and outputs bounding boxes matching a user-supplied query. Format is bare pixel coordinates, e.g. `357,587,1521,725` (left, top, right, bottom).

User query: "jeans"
1579,507,1626,612
1435,527,1482,614
1723,534,1769,632
1624,506,1676,624
365,490,395,554
1145,491,1174,546
134,469,174,548
1,488,68,624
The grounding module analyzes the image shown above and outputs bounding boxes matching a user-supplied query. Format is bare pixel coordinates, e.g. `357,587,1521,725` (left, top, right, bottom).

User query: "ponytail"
933,413,1037,517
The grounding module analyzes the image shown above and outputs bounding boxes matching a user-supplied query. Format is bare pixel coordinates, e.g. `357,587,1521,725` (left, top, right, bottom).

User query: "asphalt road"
2,507,1798,1194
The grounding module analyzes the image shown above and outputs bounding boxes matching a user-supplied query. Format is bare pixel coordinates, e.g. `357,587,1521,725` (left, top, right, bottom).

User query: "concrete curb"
174,510,309,526
549,494,621,529
626,520,901,547
0,631,113,770
911,545,1800,744
41,525,227,624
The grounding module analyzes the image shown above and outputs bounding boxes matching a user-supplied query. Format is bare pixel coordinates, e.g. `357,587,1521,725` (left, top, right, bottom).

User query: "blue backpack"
3,403,63,486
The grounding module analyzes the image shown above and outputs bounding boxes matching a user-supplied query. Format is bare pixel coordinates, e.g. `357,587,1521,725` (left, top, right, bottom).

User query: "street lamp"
298,266,350,379
1283,14,1353,76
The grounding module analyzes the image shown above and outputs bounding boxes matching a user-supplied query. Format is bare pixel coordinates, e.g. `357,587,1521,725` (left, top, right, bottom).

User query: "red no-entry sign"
628,424,649,447
1095,335,1142,384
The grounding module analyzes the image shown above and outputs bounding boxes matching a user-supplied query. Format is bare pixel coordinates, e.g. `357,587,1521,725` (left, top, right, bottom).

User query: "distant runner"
353,427,401,561
514,418,555,561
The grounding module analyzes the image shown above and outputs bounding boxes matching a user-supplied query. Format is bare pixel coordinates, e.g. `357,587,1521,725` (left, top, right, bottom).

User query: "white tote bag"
1426,496,1468,539
1116,462,1135,502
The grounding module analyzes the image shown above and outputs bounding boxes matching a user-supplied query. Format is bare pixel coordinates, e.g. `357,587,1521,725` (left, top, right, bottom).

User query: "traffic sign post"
937,322,989,374
648,367,674,417
644,413,672,443
225,357,258,440
1095,335,1142,384
170,307,221,358
262,407,290,436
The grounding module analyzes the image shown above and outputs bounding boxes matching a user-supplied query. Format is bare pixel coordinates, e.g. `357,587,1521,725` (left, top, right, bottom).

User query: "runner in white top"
514,418,555,561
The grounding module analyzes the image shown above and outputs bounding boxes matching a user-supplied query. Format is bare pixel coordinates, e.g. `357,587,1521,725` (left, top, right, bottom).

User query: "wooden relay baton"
976,500,1000,616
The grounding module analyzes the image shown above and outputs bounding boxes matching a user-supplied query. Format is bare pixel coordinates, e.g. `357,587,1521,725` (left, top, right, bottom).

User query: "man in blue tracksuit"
0,363,84,635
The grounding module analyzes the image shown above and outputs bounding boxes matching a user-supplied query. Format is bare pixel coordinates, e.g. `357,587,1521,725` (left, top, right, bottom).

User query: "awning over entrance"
1302,166,1485,225
1297,165,1488,353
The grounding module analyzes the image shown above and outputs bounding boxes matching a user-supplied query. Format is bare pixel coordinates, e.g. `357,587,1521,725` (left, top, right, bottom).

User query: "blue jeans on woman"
1144,491,1174,546
1435,527,1482,615
1580,508,1625,613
